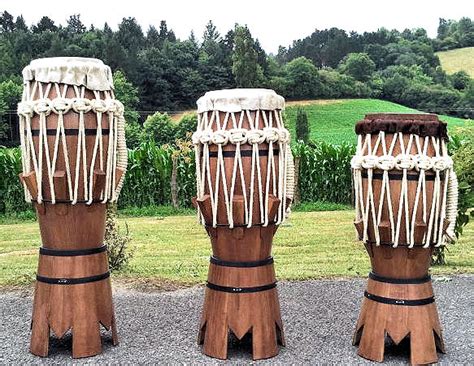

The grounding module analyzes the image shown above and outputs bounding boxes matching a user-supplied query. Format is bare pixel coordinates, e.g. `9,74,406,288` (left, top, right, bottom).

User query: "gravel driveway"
0,275,472,364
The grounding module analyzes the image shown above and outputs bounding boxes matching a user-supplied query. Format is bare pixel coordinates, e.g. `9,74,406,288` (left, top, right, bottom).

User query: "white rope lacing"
351,131,457,247
193,109,292,228
17,81,127,204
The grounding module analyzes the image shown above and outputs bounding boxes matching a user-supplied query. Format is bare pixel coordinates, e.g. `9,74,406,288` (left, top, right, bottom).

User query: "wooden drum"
17,57,127,358
351,114,458,364
192,89,294,360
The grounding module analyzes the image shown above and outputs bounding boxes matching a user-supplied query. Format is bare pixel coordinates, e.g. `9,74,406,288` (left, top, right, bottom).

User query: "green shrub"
143,112,176,146
105,204,133,272
174,113,197,142
295,108,309,143
452,131,474,236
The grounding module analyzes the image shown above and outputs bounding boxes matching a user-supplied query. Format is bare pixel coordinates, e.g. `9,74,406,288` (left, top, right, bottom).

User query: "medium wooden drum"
17,57,127,358
351,114,458,364
193,89,294,360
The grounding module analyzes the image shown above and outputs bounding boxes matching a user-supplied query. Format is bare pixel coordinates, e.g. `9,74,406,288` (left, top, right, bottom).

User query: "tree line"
0,12,473,146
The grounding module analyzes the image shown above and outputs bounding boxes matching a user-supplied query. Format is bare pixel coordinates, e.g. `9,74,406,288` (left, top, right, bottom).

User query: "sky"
2,0,473,53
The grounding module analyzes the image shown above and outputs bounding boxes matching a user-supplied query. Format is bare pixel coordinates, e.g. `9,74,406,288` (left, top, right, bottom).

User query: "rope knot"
51,98,72,114
278,128,290,143
350,156,363,170
263,127,280,143
199,130,212,144
17,101,35,117
376,155,395,170
395,154,415,170
414,154,433,171
432,156,453,171
72,98,92,113
229,128,247,144
90,99,108,113
105,99,117,113
361,156,377,169
33,99,52,116
192,131,201,145
211,130,229,145
247,129,265,144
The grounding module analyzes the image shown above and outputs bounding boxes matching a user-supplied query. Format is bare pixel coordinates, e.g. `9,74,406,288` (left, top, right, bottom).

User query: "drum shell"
199,110,282,226
360,133,445,246
25,83,111,203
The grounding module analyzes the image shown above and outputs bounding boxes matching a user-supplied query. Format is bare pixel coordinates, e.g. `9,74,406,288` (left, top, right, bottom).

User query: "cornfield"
119,140,196,208
294,141,355,204
0,141,354,215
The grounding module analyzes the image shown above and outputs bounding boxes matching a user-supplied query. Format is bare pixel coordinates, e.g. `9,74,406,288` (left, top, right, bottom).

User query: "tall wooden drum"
351,114,458,364
17,57,127,358
193,89,294,360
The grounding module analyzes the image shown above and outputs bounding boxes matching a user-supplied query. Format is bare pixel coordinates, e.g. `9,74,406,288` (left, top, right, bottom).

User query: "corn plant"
0,147,30,214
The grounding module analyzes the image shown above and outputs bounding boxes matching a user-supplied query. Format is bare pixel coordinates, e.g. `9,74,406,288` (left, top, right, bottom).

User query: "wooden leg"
199,288,284,360
30,283,50,357
354,278,445,364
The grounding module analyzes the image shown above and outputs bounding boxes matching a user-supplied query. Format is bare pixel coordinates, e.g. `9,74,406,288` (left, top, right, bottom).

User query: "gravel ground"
0,275,472,364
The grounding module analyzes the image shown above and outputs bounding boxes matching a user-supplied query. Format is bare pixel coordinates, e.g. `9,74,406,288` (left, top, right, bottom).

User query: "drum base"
198,287,284,360
30,280,119,358
30,203,118,358
353,277,445,364
197,225,285,360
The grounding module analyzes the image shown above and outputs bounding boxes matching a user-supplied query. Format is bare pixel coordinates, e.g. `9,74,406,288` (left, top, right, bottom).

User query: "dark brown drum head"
355,113,448,140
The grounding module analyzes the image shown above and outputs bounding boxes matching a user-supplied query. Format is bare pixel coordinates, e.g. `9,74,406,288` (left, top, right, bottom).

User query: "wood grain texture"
25,82,118,358
30,203,118,359
197,110,285,360
353,243,445,364
354,122,447,364
198,226,284,360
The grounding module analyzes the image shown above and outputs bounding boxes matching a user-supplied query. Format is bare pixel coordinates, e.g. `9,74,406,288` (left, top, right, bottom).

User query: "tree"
32,16,57,33
66,14,86,35
113,71,141,148
0,80,22,140
116,17,144,52
284,57,321,99
339,52,376,82
232,25,264,87
0,11,15,33
295,108,310,142
451,71,471,91
158,20,176,48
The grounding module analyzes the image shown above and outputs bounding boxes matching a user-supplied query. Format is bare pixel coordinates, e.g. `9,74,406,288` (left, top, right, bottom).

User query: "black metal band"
32,199,103,204
210,256,273,268
364,291,434,306
206,282,277,293
361,171,443,181
369,272,431,284
40,245,107,257
204,221,277,228
36,271,110,285
207,149,279,158
365,240,436,247
28,128,110,136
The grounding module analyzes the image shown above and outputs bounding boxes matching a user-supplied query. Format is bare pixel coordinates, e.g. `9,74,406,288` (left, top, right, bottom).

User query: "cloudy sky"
2,0,473,53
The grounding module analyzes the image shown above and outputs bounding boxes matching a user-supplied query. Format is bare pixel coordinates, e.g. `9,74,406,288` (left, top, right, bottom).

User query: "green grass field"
284,99,472,144
0,211,472,287
437,47,474,77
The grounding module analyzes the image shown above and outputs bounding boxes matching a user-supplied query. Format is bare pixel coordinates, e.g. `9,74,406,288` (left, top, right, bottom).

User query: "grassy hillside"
285,99,473,144
437,47,474,77
0,211,472,286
